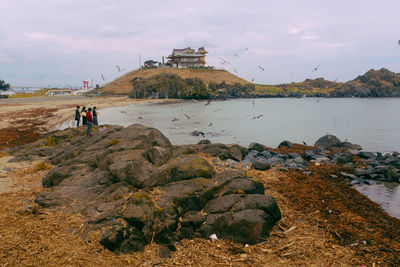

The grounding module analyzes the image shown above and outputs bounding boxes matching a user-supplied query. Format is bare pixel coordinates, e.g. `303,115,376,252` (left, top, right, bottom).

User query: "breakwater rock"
11,124,281,254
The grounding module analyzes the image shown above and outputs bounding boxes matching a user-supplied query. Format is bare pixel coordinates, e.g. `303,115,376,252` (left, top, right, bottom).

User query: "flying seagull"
115,65,126,72
232,67,238,73
184,114,190,119
219,57,231,65
101,74,105,81
312,65,320,72
251,78,255,82
258,66,264,71
252,114,263,119
208,122,213,127
398,40,400,45
233,52,239,57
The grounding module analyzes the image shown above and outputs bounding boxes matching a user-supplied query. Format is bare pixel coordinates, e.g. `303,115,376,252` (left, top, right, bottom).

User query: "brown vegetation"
99,68,250,94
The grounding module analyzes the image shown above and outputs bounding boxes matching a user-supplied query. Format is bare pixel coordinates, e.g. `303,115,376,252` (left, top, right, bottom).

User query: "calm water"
65,98,400,218
99,98,400,152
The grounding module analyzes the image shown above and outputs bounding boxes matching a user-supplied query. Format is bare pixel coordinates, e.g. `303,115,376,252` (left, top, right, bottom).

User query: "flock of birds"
217,47,324,83
119,98,265,142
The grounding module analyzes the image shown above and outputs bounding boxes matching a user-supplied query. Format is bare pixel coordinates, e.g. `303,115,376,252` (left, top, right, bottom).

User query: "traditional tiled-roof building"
166,47,208,68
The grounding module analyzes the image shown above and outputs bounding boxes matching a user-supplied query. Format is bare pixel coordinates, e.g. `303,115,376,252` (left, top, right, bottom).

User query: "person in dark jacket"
81,106,87,125
75,106,81,127
93,106,98,126
86,107,93,136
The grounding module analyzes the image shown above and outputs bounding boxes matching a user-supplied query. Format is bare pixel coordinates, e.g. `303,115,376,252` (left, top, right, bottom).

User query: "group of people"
75,105,99,136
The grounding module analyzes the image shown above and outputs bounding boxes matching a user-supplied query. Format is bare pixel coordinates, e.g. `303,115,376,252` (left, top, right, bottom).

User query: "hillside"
99,68,249,94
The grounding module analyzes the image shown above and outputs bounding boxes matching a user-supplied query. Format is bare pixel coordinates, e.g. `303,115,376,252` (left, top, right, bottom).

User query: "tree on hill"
0,79,10,91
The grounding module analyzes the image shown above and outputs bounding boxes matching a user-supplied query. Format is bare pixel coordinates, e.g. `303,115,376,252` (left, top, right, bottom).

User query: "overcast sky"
0,0,399,87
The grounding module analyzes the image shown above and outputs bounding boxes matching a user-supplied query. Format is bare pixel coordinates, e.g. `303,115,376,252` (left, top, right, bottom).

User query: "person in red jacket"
86,107,93,136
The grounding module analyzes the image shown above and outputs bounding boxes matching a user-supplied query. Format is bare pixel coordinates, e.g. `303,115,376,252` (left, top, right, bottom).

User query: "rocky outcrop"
16,124,281,254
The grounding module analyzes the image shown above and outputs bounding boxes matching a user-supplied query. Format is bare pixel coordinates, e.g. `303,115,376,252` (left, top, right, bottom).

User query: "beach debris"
209,233,218,241
120,111,127,114
312,64,320,72
258,66,264,71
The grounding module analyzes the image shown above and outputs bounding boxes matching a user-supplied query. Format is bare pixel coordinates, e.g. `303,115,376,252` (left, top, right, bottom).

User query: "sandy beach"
0,95,399,266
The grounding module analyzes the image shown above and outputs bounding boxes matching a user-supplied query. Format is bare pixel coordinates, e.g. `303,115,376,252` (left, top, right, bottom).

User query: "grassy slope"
99,68,250,94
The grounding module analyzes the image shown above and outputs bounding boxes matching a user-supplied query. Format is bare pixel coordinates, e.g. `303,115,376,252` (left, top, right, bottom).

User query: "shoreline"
0,96,399,266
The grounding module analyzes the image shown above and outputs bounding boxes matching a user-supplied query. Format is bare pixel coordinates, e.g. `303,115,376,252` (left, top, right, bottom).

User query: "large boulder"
29,124,281,254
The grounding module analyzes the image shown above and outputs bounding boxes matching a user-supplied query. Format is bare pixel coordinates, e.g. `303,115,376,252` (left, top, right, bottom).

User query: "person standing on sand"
93,106,98,126
81,106,87,125
75,105,81,127
86,107,93,136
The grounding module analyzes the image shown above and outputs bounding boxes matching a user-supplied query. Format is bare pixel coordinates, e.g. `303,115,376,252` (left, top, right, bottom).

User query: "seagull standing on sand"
204,100,211,106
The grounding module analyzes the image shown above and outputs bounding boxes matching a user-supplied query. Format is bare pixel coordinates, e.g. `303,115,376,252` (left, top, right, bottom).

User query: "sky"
0,0,399,88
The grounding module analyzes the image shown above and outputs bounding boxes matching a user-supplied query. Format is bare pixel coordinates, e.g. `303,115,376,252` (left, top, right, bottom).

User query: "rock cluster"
11,124,281,254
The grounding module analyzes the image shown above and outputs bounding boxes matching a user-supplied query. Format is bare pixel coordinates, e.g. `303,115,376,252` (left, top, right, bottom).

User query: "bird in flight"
232,67,238,73
252,114,263,119
312,65,320,72
208,122,213,127
398,40,400,45
184,114,190,119
115,65,126,72
251,78,255,82
233,52,239,57
219,57,231,65
258,66,264,71
101,74,105,81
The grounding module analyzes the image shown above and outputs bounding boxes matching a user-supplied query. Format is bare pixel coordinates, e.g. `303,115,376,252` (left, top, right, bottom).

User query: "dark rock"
278,141,293,149
358,151,376,160
267,156,284,165
199,209,275,244
382,166,400,182
158,246,172,258
197,139,211,145
288,153,301,159
252,158,270,171
248,142,268,153
304,150,317,161
336,153,353,164
28,124,281,254
261,150,273,159
314,135,342,148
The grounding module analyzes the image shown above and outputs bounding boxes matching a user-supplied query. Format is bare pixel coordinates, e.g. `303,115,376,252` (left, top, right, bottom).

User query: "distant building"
166,47,208,68
143,60,160,68
45,89,74,96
